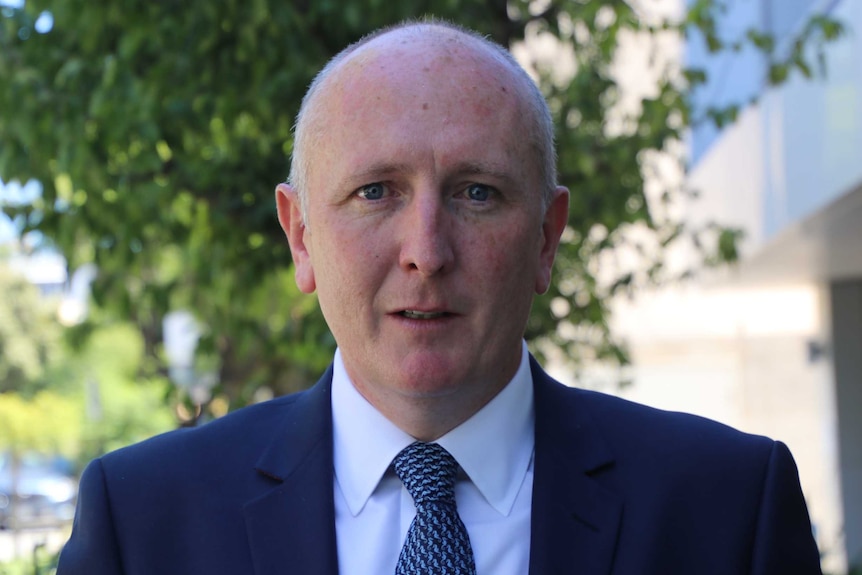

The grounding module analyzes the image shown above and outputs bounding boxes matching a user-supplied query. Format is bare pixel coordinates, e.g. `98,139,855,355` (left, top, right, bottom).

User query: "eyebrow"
345,160,517,187
348,162,416,184
448,161,517,186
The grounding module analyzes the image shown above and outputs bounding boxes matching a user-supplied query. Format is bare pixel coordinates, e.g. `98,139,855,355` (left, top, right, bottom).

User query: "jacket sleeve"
749,441,822,575
56,458,125,575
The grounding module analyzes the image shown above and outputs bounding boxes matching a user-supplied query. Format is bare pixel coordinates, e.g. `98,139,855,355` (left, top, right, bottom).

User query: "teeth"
402,310,445,319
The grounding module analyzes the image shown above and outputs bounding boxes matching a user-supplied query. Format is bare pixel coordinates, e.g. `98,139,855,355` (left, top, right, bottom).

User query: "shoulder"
570,389,774,453
534,367,779,475
537,377,802,514
576,385,771,449
97,386,315,481
530,366,817,569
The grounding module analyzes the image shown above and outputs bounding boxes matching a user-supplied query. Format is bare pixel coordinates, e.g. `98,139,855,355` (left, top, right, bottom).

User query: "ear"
535,186,569,295
275,183,316,293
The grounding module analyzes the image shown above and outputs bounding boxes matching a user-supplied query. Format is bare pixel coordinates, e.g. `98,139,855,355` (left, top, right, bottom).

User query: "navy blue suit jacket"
57,359,821,574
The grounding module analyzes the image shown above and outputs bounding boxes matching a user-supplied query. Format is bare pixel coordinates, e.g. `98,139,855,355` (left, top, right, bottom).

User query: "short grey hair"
288,20,558,224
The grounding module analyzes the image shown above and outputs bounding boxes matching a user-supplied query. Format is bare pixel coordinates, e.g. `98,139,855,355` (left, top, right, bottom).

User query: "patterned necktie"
393,442,477,575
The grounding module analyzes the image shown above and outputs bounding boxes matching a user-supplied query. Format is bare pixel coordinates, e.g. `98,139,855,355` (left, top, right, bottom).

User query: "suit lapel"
239,360,623,575
243,369,339,575
529,358,623,575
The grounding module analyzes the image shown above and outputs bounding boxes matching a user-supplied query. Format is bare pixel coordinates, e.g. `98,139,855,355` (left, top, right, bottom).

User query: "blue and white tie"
393,442,477,575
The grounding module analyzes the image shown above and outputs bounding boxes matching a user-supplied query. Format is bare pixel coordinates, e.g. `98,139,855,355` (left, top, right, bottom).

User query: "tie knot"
393,442,458,507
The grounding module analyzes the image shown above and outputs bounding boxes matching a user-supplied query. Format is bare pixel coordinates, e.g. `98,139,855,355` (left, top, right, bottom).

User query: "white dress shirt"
331,343,535,575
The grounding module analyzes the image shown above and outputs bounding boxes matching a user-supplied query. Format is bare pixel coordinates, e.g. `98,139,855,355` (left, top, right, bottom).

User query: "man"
58,21,821,575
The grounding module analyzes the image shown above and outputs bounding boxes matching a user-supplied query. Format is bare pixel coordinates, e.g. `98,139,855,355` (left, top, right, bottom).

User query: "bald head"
288,21,557,223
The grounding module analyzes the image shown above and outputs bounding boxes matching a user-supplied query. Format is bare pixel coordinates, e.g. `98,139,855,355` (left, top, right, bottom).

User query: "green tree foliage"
0,265,62,395
0,313,175,466
0,264,172,462
63,322,175,461
0,1,842,409
0,391,80,458
0,266,81,477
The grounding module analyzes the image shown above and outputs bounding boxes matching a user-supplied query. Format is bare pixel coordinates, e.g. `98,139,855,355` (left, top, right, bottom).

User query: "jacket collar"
243,367,339,575
529,356,623,575
240,359,623,575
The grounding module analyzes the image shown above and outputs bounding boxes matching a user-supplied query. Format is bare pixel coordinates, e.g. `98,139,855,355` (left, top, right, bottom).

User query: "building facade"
574,0,860,572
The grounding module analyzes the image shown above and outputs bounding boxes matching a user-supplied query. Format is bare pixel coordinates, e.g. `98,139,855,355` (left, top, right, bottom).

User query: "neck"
354,380,509,442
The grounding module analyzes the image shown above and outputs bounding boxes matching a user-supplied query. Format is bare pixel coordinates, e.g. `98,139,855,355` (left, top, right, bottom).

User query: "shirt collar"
331,343,535,517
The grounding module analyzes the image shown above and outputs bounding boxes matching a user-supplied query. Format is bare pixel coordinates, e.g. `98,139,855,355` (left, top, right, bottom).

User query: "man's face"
278,33,568,421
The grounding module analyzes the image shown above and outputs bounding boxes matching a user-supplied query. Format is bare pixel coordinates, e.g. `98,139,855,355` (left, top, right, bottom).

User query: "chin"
397,377,465,399
394,355,472,396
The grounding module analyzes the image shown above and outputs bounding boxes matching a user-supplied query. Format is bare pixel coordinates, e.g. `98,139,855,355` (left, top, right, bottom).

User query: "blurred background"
0,0,857,573
548,1,861,573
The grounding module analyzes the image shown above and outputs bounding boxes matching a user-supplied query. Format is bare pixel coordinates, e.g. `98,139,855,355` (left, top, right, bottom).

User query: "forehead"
305,30,537,180
337,27,513,81
331,33,522,112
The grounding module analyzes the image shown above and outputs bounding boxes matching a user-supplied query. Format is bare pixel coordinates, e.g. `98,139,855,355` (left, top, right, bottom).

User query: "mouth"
399,310,451,320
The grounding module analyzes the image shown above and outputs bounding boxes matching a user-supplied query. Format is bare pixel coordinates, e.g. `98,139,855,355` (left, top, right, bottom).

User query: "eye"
357,183,386,200
465,183,492,202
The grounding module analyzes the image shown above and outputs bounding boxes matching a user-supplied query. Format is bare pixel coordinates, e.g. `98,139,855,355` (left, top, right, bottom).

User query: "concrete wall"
830,279,862,569
591,284,847,571
564,0,861,570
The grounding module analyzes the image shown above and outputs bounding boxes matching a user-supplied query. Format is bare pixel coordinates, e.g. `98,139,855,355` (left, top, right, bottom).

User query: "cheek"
470,225,539,284
314,253,375,341
313,229,387,303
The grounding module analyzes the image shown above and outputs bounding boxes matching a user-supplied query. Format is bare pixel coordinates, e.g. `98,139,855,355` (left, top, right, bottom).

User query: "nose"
398,192,455,276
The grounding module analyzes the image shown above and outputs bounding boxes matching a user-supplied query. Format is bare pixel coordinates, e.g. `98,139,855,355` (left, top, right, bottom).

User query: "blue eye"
466,184,492,202
357,183,386,200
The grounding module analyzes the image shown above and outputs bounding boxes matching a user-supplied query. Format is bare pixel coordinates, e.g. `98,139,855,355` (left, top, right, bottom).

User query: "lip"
387,311,460,338
400,310,448,319
387,305,461,323
390,308,457,317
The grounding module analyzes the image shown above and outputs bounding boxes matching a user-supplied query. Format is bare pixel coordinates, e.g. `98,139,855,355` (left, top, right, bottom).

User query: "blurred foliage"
0,266,63,395
0,391,80,458
0,0,843,411
0,545,59,575
57,322,175,463
0,265,173,466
